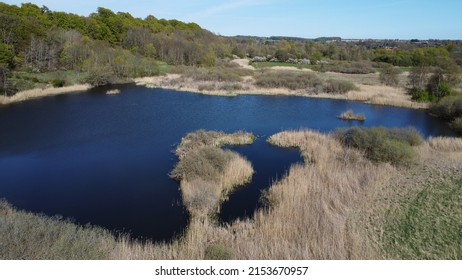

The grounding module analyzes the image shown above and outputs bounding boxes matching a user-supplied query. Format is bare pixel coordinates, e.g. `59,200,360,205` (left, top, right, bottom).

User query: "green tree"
0,43,15,68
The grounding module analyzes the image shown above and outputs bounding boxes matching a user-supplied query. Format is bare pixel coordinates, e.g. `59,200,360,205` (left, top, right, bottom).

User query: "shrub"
171,146,235,181
379,64,400,86
51,79,65,88
324,79,358,94
198,83,216,91
411,91,436,103
204,244,233,260
312,61,375,74
430,95,462,120
255,71,323,91
182,66,252,83
334,127,423,166
218,82,242,91
451,117,462,133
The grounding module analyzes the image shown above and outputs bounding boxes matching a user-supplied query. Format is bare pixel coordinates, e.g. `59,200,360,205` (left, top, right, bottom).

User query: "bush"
334,127,423,166
312,61,375,74
430,95,462,120
51,79,65,88
255,71,323,91
451,117,462,133
170,146,236,181
182,66,252,83
324,79,358,94
379,64,400,86
204,244,233,260
411,91,436,103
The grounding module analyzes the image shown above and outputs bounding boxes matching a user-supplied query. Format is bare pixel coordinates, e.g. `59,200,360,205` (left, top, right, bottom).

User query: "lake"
0,86,453,241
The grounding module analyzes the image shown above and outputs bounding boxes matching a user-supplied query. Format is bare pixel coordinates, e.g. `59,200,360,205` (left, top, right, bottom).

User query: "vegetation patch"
338,109,365,121
255,70,323,91
382,179,462,259
204,244,233,260
172,130,255,218
334,127,423,166
428,136,462,152
0,200,115,259
324,79,358,94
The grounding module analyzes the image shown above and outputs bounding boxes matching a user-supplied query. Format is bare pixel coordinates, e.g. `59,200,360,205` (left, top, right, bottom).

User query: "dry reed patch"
217,130,393,259
338,109,366,121
429,136,462,152
363,143,462,259
172,131,255,218
0,200,116,259
0,84,92,105
347,84,429,109
175,130,255,159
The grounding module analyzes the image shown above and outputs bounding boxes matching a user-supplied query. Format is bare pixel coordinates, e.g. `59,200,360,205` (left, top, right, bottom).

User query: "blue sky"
3,0,462,39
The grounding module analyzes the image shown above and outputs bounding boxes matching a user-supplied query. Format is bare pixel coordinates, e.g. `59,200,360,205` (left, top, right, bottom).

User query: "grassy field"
382,179,462,259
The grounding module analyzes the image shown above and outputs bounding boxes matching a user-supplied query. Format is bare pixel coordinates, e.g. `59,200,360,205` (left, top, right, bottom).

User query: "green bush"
52,79,65,88
430,95,462,120
204,244,233,260
324,79,358,94
334,127,423,166
411,91,436,103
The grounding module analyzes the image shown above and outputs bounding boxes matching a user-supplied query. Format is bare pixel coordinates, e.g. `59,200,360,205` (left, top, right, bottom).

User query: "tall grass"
175,130,255,159
0,200,115,259
226,130,393,259
428,136,462,152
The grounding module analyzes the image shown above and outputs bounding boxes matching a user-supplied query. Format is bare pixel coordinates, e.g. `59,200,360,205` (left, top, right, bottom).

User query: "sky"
3,0,462,39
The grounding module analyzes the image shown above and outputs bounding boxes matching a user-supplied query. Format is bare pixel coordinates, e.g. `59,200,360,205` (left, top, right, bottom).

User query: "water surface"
0,86,453,241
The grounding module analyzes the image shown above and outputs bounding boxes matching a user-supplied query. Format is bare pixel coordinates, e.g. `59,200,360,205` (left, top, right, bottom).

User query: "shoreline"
134,74,429,110
1,73,429,110
0,84,92,105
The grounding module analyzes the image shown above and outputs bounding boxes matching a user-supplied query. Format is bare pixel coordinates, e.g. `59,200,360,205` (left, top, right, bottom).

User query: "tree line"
0,2,461,99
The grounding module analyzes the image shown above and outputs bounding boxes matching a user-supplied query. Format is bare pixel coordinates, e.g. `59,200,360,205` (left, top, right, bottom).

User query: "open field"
2,129,461,259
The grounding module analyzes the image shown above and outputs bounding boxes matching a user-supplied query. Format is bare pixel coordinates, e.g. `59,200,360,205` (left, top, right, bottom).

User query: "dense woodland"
0,2,461,113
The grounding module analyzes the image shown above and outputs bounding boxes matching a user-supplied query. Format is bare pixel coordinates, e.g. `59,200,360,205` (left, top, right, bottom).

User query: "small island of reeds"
338,109,366,121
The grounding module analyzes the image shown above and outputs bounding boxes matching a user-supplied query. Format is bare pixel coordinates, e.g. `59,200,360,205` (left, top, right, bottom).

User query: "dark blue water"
0,86,453,241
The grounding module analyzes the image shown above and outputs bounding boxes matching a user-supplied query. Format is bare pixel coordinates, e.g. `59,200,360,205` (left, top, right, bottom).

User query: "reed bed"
428,136,462,152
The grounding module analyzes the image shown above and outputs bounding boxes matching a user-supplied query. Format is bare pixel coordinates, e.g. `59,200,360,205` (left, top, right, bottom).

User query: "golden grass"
174,130,255,159
172,131,254,218
0,200,116,259
0,84,92,105
428,136,462,152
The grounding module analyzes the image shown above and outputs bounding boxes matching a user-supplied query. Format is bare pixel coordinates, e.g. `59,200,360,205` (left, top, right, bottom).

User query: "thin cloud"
189,0,269,20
